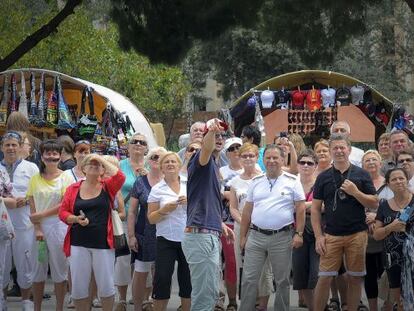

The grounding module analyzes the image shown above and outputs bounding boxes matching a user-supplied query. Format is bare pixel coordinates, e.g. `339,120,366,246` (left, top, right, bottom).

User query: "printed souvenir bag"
0,75,9,126
56,76,75,130
77,86,98,140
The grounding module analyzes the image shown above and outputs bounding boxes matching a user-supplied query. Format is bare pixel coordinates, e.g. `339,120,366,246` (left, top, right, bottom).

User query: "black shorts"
386,264,401,289
292,232,319,290
152,236,192,299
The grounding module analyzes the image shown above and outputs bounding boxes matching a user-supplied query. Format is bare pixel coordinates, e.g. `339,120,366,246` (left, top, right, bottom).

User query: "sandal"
226,303,238,311
357,302,369,311
214,306,225,311
142,300,154,311
326,298,341,311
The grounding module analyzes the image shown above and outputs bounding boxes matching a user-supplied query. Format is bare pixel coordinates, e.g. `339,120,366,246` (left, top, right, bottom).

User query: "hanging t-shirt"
291,90,306,110
350,85,365,105
306,89,322,111
321,88,336,108
336,87,352,106
276,90,290,109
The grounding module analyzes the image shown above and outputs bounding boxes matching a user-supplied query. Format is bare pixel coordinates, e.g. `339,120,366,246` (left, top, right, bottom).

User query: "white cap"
260,90,274,108
224,137,243,151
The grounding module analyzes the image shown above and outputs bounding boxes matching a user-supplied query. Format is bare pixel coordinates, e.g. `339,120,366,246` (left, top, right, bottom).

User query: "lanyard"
331,164,353,211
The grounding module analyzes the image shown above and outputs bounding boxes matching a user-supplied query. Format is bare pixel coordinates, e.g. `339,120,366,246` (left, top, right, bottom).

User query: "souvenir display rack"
0,70,135,159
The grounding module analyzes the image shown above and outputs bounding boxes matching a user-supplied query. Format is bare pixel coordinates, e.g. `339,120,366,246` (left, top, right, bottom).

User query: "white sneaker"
22,300,33,311
67,296,75,309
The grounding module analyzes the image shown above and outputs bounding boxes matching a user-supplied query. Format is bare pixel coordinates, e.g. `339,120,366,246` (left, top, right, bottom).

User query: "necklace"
267,176,278,192
394,194,412,210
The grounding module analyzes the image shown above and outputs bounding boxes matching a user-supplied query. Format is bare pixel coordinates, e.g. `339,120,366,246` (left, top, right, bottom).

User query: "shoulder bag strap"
80,87,87,115
87,87,95,116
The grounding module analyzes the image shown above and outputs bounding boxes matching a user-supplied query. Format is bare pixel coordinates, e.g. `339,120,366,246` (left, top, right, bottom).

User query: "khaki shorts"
319,230,368,277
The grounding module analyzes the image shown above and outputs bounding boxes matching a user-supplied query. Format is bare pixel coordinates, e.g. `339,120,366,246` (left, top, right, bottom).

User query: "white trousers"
3,228,36,289
69,246,115,300
32,220,68,283
114,222,131,286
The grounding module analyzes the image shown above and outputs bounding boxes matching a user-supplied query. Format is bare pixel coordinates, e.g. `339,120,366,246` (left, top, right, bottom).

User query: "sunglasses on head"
75,140,91,146
130,139,147,146
2,131,22,142
187,147,200,153
398,158,413,164
149,154,160,161
227,145,241,152
298,160,315,166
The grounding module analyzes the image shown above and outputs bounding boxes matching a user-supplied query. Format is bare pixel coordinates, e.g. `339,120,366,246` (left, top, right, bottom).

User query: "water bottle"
37,240,47,263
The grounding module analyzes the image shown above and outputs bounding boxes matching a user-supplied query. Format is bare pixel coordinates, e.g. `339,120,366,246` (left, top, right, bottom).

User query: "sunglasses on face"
186,147,200,153
240,154,256,159
227,145,241,152
149,154,160,161
398,158,413,164
130,139,147,146
298,160,316,166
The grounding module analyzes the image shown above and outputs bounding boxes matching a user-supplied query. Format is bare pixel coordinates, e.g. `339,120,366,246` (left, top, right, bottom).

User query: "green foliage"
0,0,189,140
110,0,265,64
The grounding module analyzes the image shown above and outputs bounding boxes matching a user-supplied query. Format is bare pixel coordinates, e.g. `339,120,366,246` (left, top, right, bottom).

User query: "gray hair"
263,144,285,158
330,121,351,135
328,134,351,147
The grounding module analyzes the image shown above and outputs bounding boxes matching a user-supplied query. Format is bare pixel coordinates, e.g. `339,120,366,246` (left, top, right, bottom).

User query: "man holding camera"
311,134,378,311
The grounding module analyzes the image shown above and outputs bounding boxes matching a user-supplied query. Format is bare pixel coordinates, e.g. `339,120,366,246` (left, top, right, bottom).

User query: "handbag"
9,73,18,114
35,72,47,127
56,76,75,130
18,72,28,119
0,75,9,126
111,208,130,257
28,72,37,124
46,77,58,127
77,86,98,140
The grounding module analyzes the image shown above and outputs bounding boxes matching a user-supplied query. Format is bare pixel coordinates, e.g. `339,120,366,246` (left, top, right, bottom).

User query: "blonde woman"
59,154,125,311
314,139,331,176
128,147,167,311
148,152,191,311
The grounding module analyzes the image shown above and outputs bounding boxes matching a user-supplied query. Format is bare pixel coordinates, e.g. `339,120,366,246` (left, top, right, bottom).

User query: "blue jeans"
182,233,220,311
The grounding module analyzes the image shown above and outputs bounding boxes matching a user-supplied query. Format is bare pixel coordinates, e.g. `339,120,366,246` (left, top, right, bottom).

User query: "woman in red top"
59,154,125,311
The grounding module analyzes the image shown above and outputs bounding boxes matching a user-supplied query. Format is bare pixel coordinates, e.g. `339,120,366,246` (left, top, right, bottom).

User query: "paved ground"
6,280,309,310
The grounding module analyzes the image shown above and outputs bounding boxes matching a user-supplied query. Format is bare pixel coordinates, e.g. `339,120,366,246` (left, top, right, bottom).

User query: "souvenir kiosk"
0,68,158,156
230,70,402,145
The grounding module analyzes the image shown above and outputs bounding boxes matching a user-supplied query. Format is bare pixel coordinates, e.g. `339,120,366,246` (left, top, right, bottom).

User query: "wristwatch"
295,231,303,238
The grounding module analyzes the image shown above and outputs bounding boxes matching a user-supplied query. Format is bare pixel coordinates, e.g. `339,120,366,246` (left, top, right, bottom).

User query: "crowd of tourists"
0,111,414,311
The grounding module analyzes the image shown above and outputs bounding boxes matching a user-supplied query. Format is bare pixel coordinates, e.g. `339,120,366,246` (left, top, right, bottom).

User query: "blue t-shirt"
187,151,223,232
120,158,136,214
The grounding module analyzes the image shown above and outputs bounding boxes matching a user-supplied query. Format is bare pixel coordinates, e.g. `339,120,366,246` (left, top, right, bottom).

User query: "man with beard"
311,134,378,311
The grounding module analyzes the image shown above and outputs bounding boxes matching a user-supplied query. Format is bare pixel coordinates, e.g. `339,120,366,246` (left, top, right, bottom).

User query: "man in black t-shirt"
311,134,378,311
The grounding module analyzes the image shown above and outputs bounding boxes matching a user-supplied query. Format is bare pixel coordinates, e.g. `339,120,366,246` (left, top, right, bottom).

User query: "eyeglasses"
75,140,91,146
149,154,160,161
227,145,241,152
241,154,256,159
130,139,147,146
298,160,316,166
398,158,413,164
215,134,225,140
186,147,200,153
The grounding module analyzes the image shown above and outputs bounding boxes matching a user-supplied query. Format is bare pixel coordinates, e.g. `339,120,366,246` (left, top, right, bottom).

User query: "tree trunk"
0,0,82,72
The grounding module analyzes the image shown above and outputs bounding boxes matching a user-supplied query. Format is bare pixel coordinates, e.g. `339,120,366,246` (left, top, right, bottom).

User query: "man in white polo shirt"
239,144,306,311
1,131,39,311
